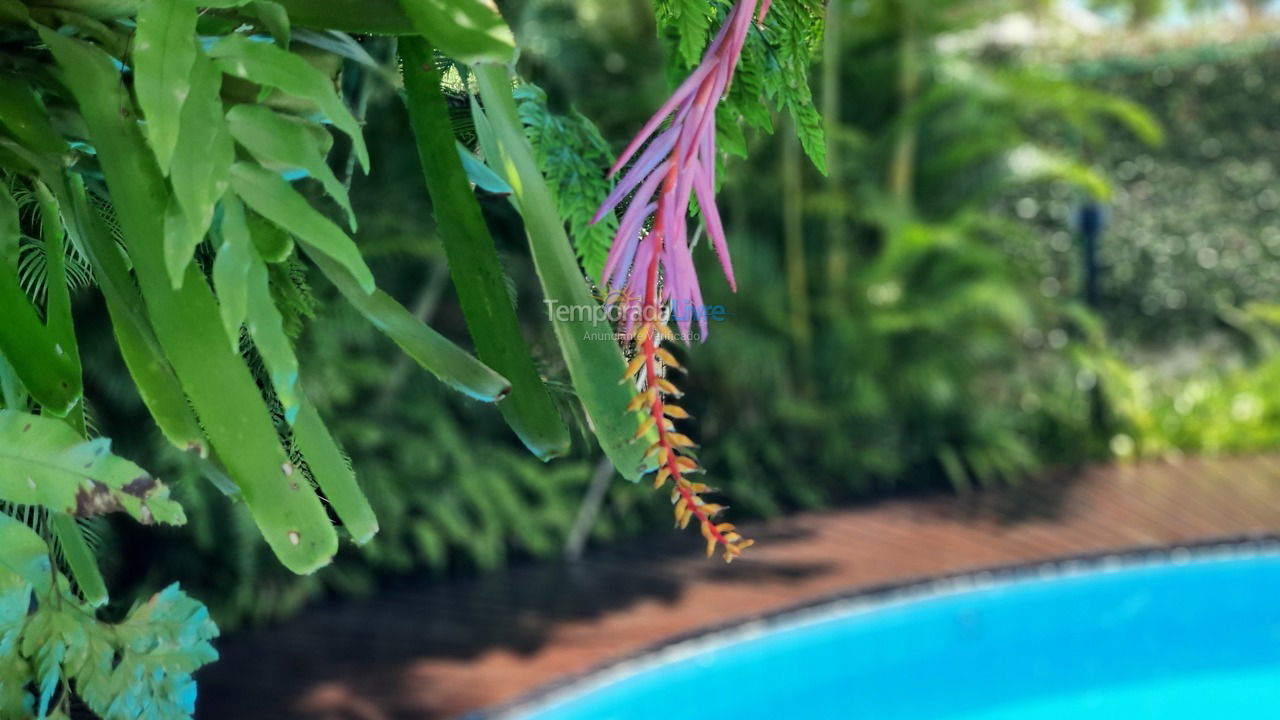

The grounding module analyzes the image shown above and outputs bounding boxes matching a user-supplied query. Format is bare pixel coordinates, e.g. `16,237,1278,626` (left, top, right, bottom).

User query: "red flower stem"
639,166,731,551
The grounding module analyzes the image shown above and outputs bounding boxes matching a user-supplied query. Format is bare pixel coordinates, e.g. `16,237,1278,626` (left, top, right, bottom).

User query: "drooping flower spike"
593,0,767,562
592,0,769,341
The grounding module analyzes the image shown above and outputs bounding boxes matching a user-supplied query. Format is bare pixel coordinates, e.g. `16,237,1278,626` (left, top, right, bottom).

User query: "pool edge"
482,533,1280,720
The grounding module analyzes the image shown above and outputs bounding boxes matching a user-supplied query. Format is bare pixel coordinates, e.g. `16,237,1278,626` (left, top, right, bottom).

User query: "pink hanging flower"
592,0,769,342
593,0,768,563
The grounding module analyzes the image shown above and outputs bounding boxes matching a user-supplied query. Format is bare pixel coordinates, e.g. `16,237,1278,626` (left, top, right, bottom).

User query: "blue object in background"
515,552,1280,720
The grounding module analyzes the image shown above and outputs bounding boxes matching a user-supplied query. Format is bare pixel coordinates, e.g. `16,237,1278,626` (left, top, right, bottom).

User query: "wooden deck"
197,455,1280,720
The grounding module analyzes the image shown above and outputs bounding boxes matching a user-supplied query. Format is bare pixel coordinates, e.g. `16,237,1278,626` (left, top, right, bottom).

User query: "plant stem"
782,120,811,351
888,0,919,206
822,0,846,310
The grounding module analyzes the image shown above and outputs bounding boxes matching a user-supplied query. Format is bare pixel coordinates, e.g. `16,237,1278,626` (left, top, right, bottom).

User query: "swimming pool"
509,546,1280,719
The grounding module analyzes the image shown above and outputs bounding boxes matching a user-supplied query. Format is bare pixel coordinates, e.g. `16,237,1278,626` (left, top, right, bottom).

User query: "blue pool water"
514,551,1280,719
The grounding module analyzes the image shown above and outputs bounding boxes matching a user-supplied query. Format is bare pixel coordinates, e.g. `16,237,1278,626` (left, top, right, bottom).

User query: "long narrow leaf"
222,193,299,422
0,258,79,416
62,174,207,453
0,75,66,155
133,0,198,174
226,104,355,230
208,34,368,171
304,248,511,403
166,47,233,287
457,141,512,195
400,37,569,461
42,27,338,574
212,203,252,352
34,180,84,432
396,0,515,64
252,0,291,47
50,513,107,608
473,63,648,481
229,162,374,293
292,392,378,544
0,184,18,275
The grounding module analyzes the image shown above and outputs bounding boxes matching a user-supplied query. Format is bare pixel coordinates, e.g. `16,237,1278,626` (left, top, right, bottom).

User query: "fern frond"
516,81,618,279
654,0,827,173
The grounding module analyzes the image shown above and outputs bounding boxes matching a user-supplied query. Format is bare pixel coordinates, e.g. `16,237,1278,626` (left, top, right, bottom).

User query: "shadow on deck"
197,455,1280,720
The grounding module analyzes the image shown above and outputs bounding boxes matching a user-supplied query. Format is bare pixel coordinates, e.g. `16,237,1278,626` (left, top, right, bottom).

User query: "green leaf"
653,0,715,69
246,207,294,262
253,0,290,47
292,29,386,77
226,104,355,230
50,513,107,608
33,183,78,373
1005,145,1111,201
33,181,84,433
21,599,76,718
0,252,80,416
0,0,29,23
305,248,511,403
292,392,378,544
162,197,195,289
62,174,207,454
208,34,368,172
76,583,218,720
401,37,569,461
133,0,199,175
42,27,338,574
229,162,374,293
246,258,300,420
470,93,501,169
167,47,234,288
0,74,67,156
474,64,650,481
0,183,18,267
395,0,515,64
273,0,413,34
787,98,827,176
0,512,53,593
222,194,300,421
457,141,512,195
212,201,252,352
0,657,26,720
0,410,183,524
515,82,617,280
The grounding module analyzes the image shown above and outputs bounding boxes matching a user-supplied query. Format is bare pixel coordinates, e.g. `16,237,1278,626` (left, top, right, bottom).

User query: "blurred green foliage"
1011,40,1280,352
71,0,1280,630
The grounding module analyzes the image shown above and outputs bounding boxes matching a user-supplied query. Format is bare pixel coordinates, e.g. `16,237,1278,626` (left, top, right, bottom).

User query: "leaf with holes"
0,410,184,525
